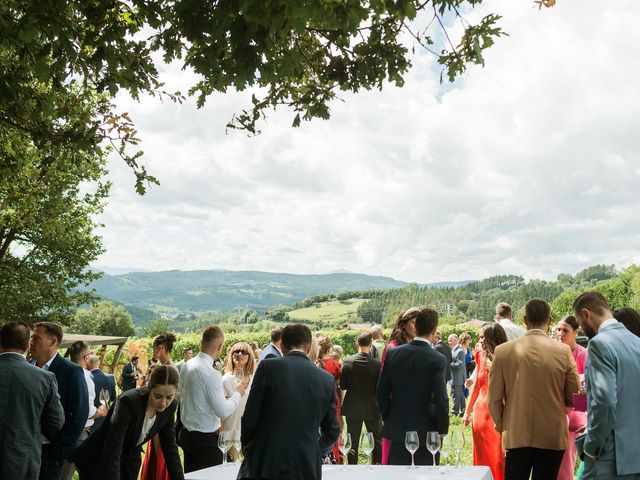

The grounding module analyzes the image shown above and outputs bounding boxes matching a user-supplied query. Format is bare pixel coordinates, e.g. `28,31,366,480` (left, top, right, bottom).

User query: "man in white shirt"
60,341,107,480
495,302,525,341
179,326,249,473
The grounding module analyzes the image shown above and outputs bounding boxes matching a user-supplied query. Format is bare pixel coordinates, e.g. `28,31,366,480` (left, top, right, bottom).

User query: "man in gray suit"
449,334,467,416
573,291,640,480
0,322,64,480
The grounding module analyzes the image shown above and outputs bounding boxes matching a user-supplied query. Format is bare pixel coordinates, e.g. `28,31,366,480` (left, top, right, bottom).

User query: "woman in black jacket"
69,365,184,480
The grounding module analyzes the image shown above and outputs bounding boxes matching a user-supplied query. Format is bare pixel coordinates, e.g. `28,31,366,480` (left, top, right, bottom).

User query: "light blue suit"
578,321,640,479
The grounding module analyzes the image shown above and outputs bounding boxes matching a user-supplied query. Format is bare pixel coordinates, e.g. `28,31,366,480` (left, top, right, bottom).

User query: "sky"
95,0,640,283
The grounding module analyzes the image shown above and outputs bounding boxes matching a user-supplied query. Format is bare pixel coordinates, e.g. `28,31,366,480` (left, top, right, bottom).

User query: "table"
185,464,493,480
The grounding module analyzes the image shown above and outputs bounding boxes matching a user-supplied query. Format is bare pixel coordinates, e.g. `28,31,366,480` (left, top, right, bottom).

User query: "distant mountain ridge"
91,269,425,315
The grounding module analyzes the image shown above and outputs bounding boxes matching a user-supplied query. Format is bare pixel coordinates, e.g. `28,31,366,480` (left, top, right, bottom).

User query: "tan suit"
487,330,580,451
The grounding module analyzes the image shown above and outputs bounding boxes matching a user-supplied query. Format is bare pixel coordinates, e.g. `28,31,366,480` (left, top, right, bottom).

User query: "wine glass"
233,368,244,384
405,431,419,468
426,431,440,469
338,432,351,467
218,431,232,465
360,432,375,469
451,430,465,468
230,430,242,464
99,388,110,407
439,434,450,474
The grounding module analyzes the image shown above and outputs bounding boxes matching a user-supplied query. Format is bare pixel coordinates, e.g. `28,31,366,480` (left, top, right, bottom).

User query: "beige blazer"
487,330,580,451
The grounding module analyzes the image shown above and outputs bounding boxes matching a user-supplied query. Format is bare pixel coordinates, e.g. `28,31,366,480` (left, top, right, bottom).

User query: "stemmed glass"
439,434,450,474
233,368,244,384
338,432,351,467
426,431,440,469
405,431,419,469
218,431,232,466
360,432,375,469
99,388,110,407
230,430,242,464
451,430,465,468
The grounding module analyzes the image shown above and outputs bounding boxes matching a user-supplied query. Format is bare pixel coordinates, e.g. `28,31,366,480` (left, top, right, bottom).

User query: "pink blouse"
572,344,588,374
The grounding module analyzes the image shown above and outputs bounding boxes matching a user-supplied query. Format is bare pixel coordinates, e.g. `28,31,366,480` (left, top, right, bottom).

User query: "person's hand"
462,414,471,427
95,405,108,418
236,377,250,396
465,378,473,388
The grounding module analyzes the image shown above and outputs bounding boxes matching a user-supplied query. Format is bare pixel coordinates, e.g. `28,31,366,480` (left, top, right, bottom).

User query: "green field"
288,298,365,326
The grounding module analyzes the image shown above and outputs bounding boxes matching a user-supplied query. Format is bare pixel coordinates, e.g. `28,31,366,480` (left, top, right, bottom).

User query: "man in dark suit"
433,331,452,383
30,322,89,480
88,354,116,432
377,308,449,465
0,322,65,480
238,324,340,480
340,331,383,465
121,356,139,391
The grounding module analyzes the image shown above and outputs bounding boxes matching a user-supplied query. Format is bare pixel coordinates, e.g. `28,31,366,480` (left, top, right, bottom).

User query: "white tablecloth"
185,464,493,480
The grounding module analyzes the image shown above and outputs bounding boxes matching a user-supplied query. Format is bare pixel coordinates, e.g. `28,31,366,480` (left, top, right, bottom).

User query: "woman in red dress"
318,335,343,463
463,323,507,480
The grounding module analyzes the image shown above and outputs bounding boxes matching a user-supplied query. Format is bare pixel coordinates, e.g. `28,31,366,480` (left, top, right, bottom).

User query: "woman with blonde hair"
222,342,255,459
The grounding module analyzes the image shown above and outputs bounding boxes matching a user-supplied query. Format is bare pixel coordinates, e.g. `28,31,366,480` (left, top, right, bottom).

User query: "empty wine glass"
405,431,419,469
233,368,244,384
99,388,110,407
439,434,450,474
451,430,465,468
230,430,242,464
218,431,232,465
426,431,440,469
338,432,351,467
360,432,375,469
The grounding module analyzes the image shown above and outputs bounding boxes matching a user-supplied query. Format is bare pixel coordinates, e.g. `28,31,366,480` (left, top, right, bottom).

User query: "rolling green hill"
288,298,365,326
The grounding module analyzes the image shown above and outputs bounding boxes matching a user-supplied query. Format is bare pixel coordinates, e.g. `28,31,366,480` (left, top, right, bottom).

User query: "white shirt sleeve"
84,371,97,423
204,370,241,420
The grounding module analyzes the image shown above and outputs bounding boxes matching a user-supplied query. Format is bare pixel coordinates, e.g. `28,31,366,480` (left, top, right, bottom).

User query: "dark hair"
357,332,372,347
482,323,507,360
34,322,63,345
614,307,640,338
0,322,30,351
559,315,580,331
281,324,311,351
147,365,180,389
415,308,439,337
496,302,512,319
573,291,611,316
525,299,551,326
69,340,91,363
271,327,283,343
153,332,177,353
131,356,139,362
202,326,224,348
182,347,192,354
389,309,419,345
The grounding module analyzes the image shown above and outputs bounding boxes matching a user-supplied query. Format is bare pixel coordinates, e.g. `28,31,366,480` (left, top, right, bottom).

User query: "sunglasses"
232,350,249,356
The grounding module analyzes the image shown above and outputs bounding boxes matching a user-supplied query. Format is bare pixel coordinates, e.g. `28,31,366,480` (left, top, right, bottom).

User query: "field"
288,298,366,326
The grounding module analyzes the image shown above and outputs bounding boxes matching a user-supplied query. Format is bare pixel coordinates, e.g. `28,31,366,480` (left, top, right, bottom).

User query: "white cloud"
95,0,640,283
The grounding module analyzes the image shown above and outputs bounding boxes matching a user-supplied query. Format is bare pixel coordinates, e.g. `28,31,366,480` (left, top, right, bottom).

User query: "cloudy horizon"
95,0,640,284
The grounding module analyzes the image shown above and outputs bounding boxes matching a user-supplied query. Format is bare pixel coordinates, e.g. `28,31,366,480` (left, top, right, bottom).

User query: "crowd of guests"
2,291,640,480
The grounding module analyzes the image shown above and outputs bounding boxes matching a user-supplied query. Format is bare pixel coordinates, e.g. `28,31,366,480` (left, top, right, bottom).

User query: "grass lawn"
288,299,365,324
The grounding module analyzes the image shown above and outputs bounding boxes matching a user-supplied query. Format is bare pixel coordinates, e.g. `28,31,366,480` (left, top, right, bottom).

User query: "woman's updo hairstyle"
153,332,177,353
560,315,579,331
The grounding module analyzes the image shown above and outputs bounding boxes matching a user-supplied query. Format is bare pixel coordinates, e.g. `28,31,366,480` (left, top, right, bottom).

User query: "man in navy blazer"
573,292,640,479
87,354,116,432
238,324,340,480
377,308,449,465
30,322,89,480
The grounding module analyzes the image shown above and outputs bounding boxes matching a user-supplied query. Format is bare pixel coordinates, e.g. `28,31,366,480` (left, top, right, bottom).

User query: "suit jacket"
238,351,340,480
258,343,282,361
45,353,90,462
69,388,184,480
0,353,64,480
90,369,117,431
450,345,468,385
487,330,580,451
581,322,640,475
376,339,449,441
120,363,137,391
434,341,452,382
340,352,382,420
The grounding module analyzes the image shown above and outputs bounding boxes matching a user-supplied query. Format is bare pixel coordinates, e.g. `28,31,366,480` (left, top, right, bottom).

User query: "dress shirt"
598,318,618,332
413,336,432,346
180,352,241,433
136,415,156,446
41,353,57,370
83,368,97,428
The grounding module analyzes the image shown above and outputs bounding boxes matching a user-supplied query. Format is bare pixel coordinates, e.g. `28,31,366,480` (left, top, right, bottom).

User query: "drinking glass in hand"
218,431,232,466
451,430,465,468
99,388,110,407
360,432,375,469
233,368,244,385
426,431,440,469
338,432,351,467
439,434,450,474
405,431,419,468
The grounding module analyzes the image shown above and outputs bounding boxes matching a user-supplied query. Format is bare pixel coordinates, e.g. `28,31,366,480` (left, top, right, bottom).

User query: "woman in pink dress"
463,323,507,480
380,307,419,464
555,315,588,480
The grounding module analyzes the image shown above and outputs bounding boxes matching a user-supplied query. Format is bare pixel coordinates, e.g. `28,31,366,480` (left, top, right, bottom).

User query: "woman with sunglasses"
222,342,255,459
